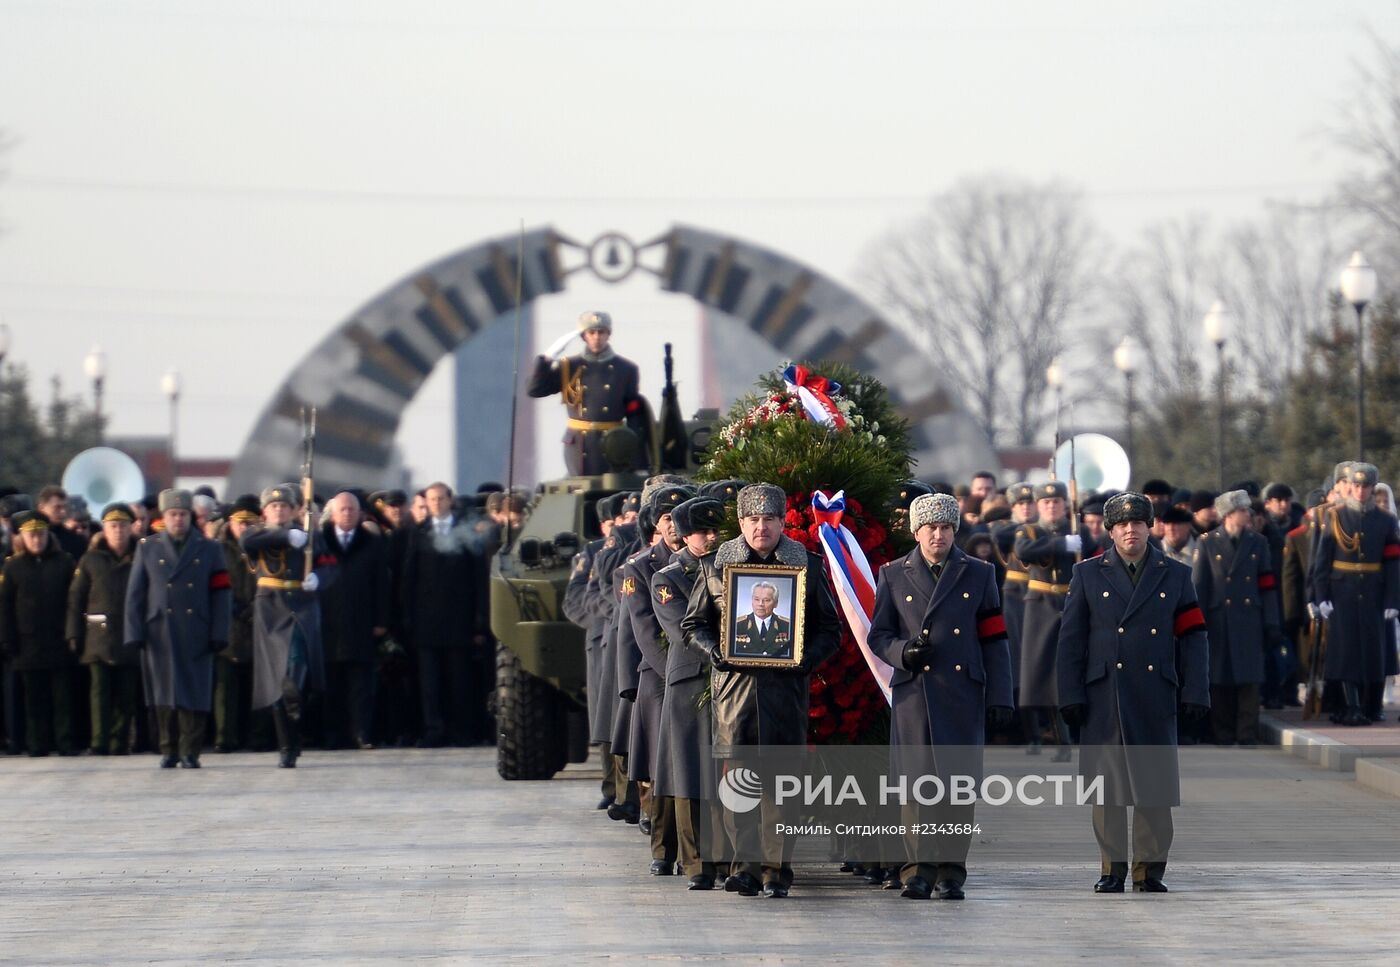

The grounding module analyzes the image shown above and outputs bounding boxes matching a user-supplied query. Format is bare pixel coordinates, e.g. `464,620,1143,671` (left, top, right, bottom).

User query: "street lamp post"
83,345,107,445
1340,251,1379,461
1112,336,1140,482
161,370,181,487
1202,300,1231,490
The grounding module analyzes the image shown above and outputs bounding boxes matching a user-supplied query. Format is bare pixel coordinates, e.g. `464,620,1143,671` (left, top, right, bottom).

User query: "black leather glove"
986,705,1014,729
707,645,731,672
1182,703,1209,722
902,636,933,672
1059,703,1087,728
620,687,638,702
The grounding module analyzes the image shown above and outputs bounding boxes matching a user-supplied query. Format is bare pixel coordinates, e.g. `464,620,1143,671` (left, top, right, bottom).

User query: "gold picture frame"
719,563,806,669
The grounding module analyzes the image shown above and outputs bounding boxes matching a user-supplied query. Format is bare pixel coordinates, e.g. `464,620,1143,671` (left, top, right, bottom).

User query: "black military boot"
1342,683,1370,727
272,702,301,768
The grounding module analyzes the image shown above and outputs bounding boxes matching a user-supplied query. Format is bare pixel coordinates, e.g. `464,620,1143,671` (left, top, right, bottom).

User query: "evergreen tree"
0,364,103,494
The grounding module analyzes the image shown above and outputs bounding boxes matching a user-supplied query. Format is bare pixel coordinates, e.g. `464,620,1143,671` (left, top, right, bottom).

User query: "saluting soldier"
868,493,1014,901
124,489,233,768
1312,463,1400,726
1015,480,1094,759
1192,490,1280,745
240,484,338,768
1,510,78,756
566,493,621,810
653,495,725,891
681,483,841,899
66,503,140,755
526,310,648,475
620,482,696,874
1057,492,1210,894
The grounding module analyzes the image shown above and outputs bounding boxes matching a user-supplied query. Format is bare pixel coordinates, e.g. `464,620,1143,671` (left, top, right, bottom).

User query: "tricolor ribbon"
811,489,893,704
784,365,848,430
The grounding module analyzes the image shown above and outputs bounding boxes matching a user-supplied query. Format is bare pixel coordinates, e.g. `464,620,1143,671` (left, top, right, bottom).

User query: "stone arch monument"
225,224,995,495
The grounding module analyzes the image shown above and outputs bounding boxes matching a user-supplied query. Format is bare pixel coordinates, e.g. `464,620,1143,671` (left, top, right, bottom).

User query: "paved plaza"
3,746,1400,964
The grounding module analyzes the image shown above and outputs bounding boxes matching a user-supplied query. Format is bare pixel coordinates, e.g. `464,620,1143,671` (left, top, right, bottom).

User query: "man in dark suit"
402,482,481,747
869,492,1014,901
730,582,793,658
1057,492,1210,894
320,491,390,750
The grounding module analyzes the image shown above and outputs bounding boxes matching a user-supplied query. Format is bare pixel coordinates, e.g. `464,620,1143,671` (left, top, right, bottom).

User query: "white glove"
1386,609,1399,621
287,529,309,549
1063,534,1083,555
301,572,319,592
1306,602,1319,622
1318,600,1334,621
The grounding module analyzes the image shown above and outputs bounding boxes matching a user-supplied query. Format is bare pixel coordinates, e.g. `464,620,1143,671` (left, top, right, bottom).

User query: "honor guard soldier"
562,492,621,810
1192,491,1280,745
619,481,696,874
66,503,141,755
652,496,726,891
681,483,841,899
527,310,647,475
993,482,1037,696
1312,463,1400,726
123,490,233,768
868,493,1015,901
1282,489,1327,706
1015,480,1094,759
241,484,338,767
1057,492,1210,894
213,495,260,752
1,510,78,756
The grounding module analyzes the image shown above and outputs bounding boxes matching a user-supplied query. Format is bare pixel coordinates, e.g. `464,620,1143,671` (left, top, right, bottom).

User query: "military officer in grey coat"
620,482,695,874
1058,493,1210,894
652,496,725,890
241,484,338,768
681,483,841,899
1015,480,1095,759
526,310,648,475
594,493,642,821
1192,490,1280,745
124,489,233,768
869,493,1015,901
562,493,620,809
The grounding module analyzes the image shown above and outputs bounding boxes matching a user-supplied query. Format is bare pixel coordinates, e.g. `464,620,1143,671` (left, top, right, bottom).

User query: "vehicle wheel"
495,643,566,779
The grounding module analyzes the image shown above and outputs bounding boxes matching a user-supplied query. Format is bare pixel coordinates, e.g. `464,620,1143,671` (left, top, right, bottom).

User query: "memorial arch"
225,224,996,495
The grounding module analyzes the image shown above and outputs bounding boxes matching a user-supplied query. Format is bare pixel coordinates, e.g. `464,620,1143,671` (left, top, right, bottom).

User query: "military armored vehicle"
491,346,718,780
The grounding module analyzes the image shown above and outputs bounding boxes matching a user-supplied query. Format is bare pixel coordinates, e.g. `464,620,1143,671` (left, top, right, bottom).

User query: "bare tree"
1333,32,1400,280
1112,216,1213,400
1216,203,1340,398
860,176,1098,447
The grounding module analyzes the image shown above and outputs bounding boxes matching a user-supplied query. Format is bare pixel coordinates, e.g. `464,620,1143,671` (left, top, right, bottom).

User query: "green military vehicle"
490,346,717,780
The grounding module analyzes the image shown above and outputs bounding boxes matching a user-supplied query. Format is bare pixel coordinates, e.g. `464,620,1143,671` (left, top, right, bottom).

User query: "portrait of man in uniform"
721,568,804,666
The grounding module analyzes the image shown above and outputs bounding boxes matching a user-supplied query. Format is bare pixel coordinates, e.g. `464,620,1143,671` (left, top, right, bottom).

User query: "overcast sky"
1,0,1395,487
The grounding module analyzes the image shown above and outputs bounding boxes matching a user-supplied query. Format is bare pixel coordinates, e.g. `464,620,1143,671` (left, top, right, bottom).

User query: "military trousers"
88,663,139,754
597,740,617,801
155,706,206,759
900,800,974,888
213,657,249,750
1209,683,1260,745
722,760,794,886
1093,804,1173,882
3,661,23,751
674,797,725,878
22,668,76,755
648,791,678,864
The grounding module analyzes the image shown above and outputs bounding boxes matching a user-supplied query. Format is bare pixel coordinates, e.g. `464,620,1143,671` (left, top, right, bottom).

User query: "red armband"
1258,572,1277,591
209,571,231,591
625,399,641,414
1173,604,1206,637
315,554,337,567
976,609,1008,642
1384,542,1400,560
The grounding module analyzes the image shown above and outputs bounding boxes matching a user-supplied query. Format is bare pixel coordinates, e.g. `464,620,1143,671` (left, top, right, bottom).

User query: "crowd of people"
0,481,528,765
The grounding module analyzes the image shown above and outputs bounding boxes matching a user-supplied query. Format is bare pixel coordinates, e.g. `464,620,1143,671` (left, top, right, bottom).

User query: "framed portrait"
719,563,806,669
